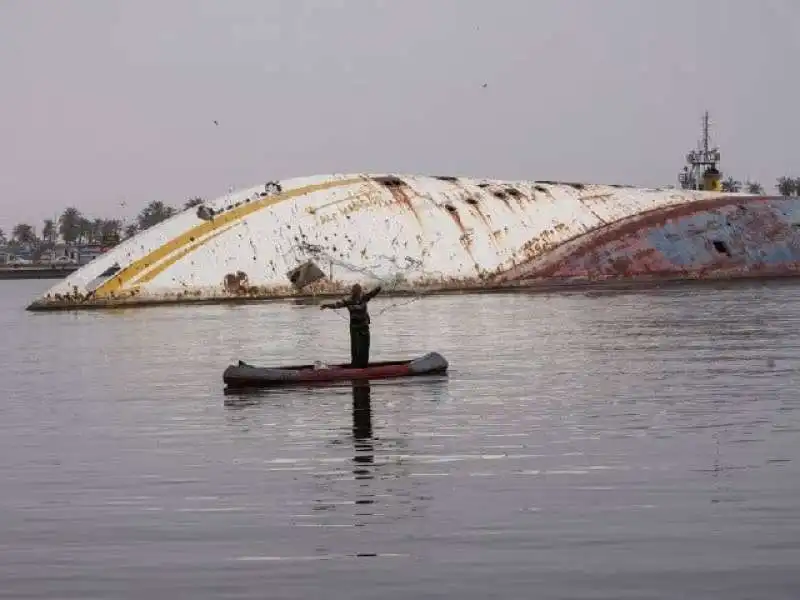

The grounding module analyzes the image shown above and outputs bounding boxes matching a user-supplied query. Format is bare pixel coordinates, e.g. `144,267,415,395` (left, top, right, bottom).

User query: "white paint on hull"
28,173,740,309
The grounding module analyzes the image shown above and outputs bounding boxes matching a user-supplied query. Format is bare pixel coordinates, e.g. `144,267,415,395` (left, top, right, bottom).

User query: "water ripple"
1,279,800,598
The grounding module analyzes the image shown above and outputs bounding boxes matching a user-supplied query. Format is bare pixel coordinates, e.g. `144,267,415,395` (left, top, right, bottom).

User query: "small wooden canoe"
223,351,449,389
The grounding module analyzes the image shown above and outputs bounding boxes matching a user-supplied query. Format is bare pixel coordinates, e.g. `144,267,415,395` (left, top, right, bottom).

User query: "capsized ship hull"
25,173,800,311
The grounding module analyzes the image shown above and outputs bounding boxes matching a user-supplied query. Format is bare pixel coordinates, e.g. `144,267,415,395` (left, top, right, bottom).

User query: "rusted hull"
502,196,800,282
24,173,800,312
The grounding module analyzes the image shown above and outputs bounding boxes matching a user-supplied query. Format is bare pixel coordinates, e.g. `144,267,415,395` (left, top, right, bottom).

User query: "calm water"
1,279,800,599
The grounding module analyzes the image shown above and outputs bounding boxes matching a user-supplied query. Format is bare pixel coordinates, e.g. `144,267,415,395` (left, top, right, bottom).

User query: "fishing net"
283,241,444,318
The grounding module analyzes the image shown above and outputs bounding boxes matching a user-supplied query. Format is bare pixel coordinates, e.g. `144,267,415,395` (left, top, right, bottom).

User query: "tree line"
0,198,203,252
720,175,800,196
3,175,800,250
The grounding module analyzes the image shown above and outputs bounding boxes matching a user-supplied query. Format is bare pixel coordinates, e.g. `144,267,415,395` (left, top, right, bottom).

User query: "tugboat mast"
678,110,722,191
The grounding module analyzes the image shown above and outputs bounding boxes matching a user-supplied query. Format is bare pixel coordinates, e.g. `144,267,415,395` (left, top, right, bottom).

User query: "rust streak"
386,184,423,226
463,197,495,237
442,203,479,266
504,187,530,210
580,193,614,203
444,203,466,234
532,195,768,278
490,190,514,212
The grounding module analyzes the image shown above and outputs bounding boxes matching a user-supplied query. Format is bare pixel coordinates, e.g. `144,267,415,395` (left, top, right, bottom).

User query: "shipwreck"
25,169,800,312
23,110,800,312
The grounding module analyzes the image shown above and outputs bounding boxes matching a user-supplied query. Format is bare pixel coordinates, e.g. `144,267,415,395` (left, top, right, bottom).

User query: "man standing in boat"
320,283,382,368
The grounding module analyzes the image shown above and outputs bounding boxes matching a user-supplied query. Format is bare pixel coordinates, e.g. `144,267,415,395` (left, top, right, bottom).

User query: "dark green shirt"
329,286,382,328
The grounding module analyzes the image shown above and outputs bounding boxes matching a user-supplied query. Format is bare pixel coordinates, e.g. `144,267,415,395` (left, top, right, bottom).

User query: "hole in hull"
372,175,406,188
712,240,731,257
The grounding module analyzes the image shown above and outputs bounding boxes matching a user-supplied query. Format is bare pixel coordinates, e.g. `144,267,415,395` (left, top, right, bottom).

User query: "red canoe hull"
223,352,449,389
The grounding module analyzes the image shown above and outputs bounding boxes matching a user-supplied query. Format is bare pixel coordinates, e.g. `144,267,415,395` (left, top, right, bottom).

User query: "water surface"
2,279,799,599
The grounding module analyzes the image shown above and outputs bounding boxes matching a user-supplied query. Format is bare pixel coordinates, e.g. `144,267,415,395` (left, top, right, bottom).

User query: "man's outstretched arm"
320,297,351,309
363,285,382,301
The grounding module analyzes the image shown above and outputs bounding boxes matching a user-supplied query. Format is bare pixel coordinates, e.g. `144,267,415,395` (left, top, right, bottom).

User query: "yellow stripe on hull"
92,177,364,298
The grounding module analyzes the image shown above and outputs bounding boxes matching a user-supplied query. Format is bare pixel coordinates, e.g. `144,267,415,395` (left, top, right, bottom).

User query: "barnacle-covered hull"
26,173,800,311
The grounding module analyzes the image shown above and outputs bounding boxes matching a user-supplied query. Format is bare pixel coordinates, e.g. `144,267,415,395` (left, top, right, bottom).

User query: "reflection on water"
2,279,800,599
352,382,375,513
222,377,445,533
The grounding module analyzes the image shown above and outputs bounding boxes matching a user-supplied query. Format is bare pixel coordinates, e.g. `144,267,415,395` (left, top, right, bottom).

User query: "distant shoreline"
0,265,78,280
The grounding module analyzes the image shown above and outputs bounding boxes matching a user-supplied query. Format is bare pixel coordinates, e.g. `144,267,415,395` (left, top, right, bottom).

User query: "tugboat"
678,110,723,192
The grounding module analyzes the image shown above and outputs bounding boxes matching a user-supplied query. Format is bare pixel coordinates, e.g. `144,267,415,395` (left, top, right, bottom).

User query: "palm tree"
59,207,83,244
137,200,176,231
776,176,797,196
12,223,37,246
42,219,56,244
745,181,764,194
100,219,122,245
721,176,741,193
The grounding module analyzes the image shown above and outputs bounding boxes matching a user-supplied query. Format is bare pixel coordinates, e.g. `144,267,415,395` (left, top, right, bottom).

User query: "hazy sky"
1,0,798,232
